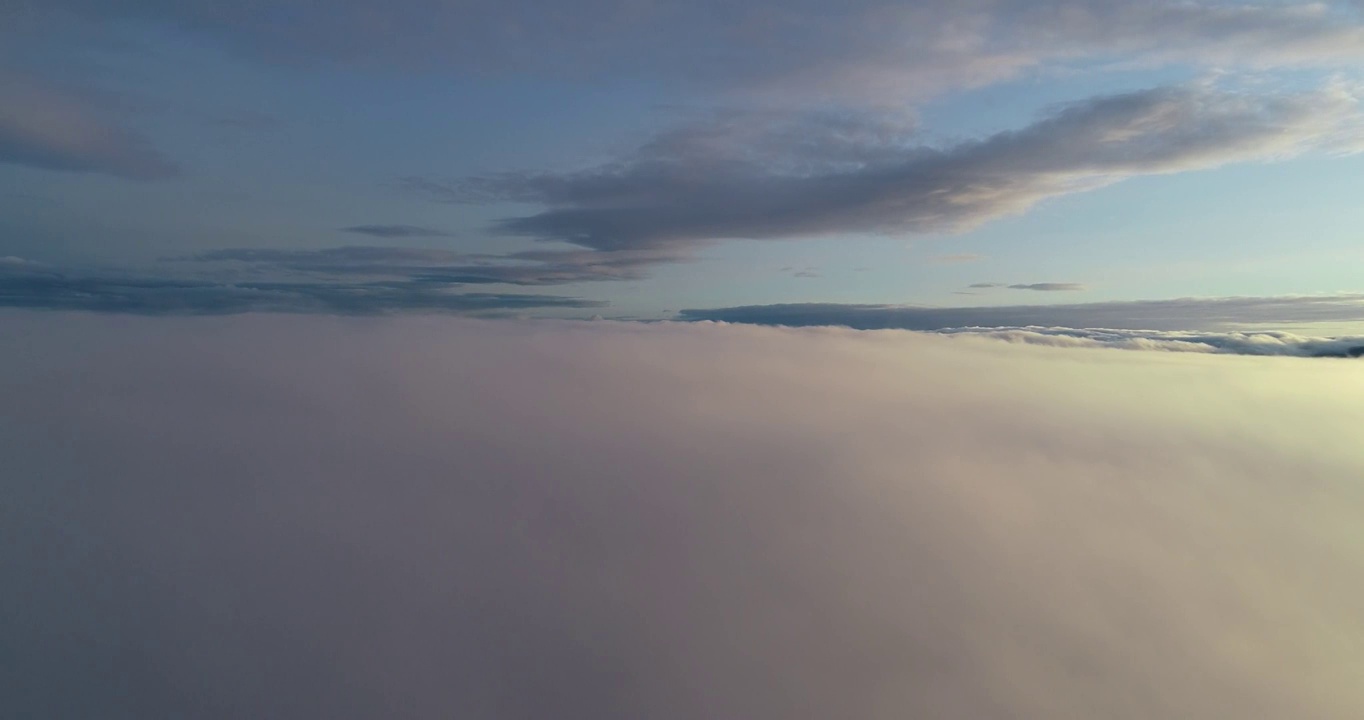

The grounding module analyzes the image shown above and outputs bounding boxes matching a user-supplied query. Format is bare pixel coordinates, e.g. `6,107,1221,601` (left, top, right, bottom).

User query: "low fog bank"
4,313,1364,719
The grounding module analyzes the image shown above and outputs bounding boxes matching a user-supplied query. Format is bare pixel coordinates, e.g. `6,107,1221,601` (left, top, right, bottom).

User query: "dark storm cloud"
679,294,1364,332
0,263,600,315
340,224,458,239
414,84,1362,252
4,315,1364,719
19,1,1364,100
0,71,177,180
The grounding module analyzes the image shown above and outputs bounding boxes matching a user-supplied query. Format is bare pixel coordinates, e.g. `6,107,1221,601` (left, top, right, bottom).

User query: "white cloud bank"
416,83,1364,253
937,326,1364,356
4,313,1364,719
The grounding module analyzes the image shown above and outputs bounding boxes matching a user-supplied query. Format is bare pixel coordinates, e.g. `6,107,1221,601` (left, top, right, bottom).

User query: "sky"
4,0,1364,331
6,313,1364,718
8,6,1364,715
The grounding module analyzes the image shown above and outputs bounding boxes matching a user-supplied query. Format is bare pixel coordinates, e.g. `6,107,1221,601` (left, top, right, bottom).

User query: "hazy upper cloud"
680,294,1364,332
4,314,1364,718
23,1,1364,101
417,83,1363,252
0,71,177,180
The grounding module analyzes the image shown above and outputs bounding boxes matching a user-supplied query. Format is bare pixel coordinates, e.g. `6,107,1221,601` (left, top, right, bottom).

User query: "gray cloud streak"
1008,283,1086,291
679,294,1364,332
0,263,601,315
0,71,177,180
417,83,1362,252
969,282,1086,291
184,245,679,286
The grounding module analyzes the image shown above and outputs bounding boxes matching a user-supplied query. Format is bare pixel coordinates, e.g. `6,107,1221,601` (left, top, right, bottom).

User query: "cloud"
4,314,1364,719
1007,283,1086,291
0,71,177,180
340,225,458,239
969,282,1085,291
0,262,601,315
931,253,986,264
678,294,1364,332
420,83,1363,252
938,326,1364,357
26,1,1364,101
182,245,678,286
779,265,822,279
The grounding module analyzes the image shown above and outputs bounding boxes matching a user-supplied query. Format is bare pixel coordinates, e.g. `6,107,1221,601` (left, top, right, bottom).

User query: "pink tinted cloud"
3,313,1363,718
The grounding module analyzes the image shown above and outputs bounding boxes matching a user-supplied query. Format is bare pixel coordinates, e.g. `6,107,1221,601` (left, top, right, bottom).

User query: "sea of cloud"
4,312,1363,719
935,325,1364,357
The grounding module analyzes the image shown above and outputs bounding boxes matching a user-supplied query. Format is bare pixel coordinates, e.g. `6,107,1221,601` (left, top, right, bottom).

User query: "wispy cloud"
968,282,1085,291
1007,283,1086,292
779,265,822,279
0,70,177,180
417,83,1362,252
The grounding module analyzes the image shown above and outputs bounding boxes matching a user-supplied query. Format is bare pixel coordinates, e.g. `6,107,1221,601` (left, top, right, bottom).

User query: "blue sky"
3,0,1364,328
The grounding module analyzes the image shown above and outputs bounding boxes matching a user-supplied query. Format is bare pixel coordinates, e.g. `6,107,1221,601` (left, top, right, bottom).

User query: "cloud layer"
417,83,1363,252
680,294,1364,332
0,261,601,315
4,314,1364,719
183,245,675,286
9,255,1364,341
